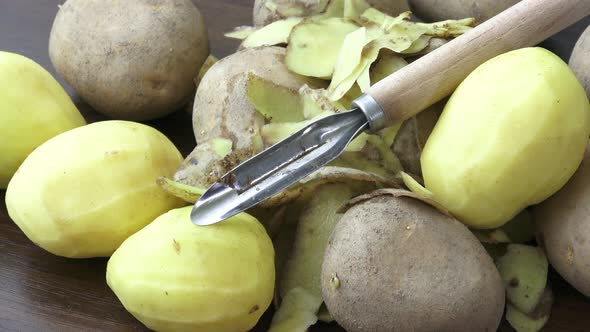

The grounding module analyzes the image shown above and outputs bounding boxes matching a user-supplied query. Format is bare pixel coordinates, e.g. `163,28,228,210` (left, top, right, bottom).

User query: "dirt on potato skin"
49,0,209,121
534,142,590,297
321,194,505,332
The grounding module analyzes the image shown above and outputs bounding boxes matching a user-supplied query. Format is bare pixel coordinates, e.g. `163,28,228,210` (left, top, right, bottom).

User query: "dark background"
0,0,589,331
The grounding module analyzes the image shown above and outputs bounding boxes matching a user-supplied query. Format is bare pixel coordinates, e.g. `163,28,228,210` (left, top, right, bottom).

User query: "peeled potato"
107,206,275,332
0,51,85,188
49,0,209,121
5,121,184,258
419,47,590,229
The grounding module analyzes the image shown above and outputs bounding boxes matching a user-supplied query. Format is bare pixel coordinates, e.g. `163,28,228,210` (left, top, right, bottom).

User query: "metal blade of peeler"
190,107,369,226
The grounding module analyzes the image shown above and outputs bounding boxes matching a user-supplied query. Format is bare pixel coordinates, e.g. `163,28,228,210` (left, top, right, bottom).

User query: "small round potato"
408,0,519,23
534,142,590,297
49,0,209,121
321,193,505,332
569,25,590,97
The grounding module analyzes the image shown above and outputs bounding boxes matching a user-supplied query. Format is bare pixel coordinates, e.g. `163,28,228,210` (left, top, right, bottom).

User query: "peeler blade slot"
191,108,369,226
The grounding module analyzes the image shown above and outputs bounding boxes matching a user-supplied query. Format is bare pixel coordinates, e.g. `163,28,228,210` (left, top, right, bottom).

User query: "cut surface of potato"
247,73,305,123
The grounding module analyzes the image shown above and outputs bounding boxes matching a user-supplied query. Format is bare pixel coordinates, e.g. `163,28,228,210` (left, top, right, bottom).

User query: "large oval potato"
569,25,590,97
408,0,519,23
534,142,590,297
321,192,505,332
0,51,85,188
49,0,209,121
107,206,275,332
420,47,590,229
5,121,184,258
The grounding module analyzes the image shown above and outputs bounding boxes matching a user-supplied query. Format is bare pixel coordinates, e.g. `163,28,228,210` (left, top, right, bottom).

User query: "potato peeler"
191,0,590,226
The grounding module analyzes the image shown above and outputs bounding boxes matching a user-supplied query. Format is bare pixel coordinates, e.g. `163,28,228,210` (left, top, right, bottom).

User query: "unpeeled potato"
253,0,329,27
107,206,275,332
321,191,505,332
49,0,209,121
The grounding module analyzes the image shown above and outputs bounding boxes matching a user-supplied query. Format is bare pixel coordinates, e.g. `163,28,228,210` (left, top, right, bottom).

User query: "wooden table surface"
1,1,589,331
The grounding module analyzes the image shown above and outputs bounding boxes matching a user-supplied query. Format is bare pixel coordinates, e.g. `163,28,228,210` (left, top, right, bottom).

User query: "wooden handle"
367,0,590,127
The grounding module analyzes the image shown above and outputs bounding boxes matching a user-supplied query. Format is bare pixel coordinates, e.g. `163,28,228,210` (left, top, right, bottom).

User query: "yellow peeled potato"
0,51,86,188
5,121,184,258
107,206,275,332
420,47,590,229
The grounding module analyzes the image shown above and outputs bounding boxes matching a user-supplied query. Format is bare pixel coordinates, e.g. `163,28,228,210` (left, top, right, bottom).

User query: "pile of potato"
1,0,590,332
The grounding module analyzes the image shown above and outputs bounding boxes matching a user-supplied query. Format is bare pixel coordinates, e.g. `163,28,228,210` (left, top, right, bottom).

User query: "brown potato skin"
408,0,519,23
253,0,410,27
569,26,590,97
321,195,505,332
49,0,209,121
534,142,590,297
